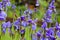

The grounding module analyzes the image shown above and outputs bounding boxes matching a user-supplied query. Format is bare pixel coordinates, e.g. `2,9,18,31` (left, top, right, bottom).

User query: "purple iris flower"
14,20,20,26
14,19,20,30
41,21,47,29
37,31,41,38
2,28,6,33
49,0,55,9
28,9,33,14
55,22,60,30
49,35,56,40
41,37,46,40
46,28,50,37
56,31,60,38
0,2,2,9
46,32,50,37
31,34,37,40
49,27,54,35
35,0,40,7
21,21,27,27
2,22,7,28
55,22,59,30
55,22,59,27
24,10,29,15
46,27,55,37
0,18,5,20
32,23,36,30
2,0,7,2
0,11,7,20
6,21,12,28
3,3,7,8
20,29,25,34
2,1,7,8
34,18,38,23
7,2,11,6
21,16,25,21
49,5,55,9
17,17,20,21
46,9,53,16
51,0,55,3
34,8,38,12
28,19,32,23
12,4,16,10
46,18,52,23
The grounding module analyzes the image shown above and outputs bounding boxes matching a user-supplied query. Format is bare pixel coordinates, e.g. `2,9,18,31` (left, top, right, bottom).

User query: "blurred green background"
0,0,60,40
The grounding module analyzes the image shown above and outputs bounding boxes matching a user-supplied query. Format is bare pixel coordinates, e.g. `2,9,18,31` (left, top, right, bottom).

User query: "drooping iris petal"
6,21,12,28
2,22,7,28
21,16,25,21
20,29,25,34
32,23,36,30
21,21,28,27
0,11,7,20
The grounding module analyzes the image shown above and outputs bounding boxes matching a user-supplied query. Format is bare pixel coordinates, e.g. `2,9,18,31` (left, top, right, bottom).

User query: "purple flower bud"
20,29,25,34
12,4,16,9
34,8,37,12
35,0,39,6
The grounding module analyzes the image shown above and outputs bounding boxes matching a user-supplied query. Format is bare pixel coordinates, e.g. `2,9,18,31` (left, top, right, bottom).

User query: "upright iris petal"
46,9,53,16
55,22,59,30
0,2,2,9
41,21,47,29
